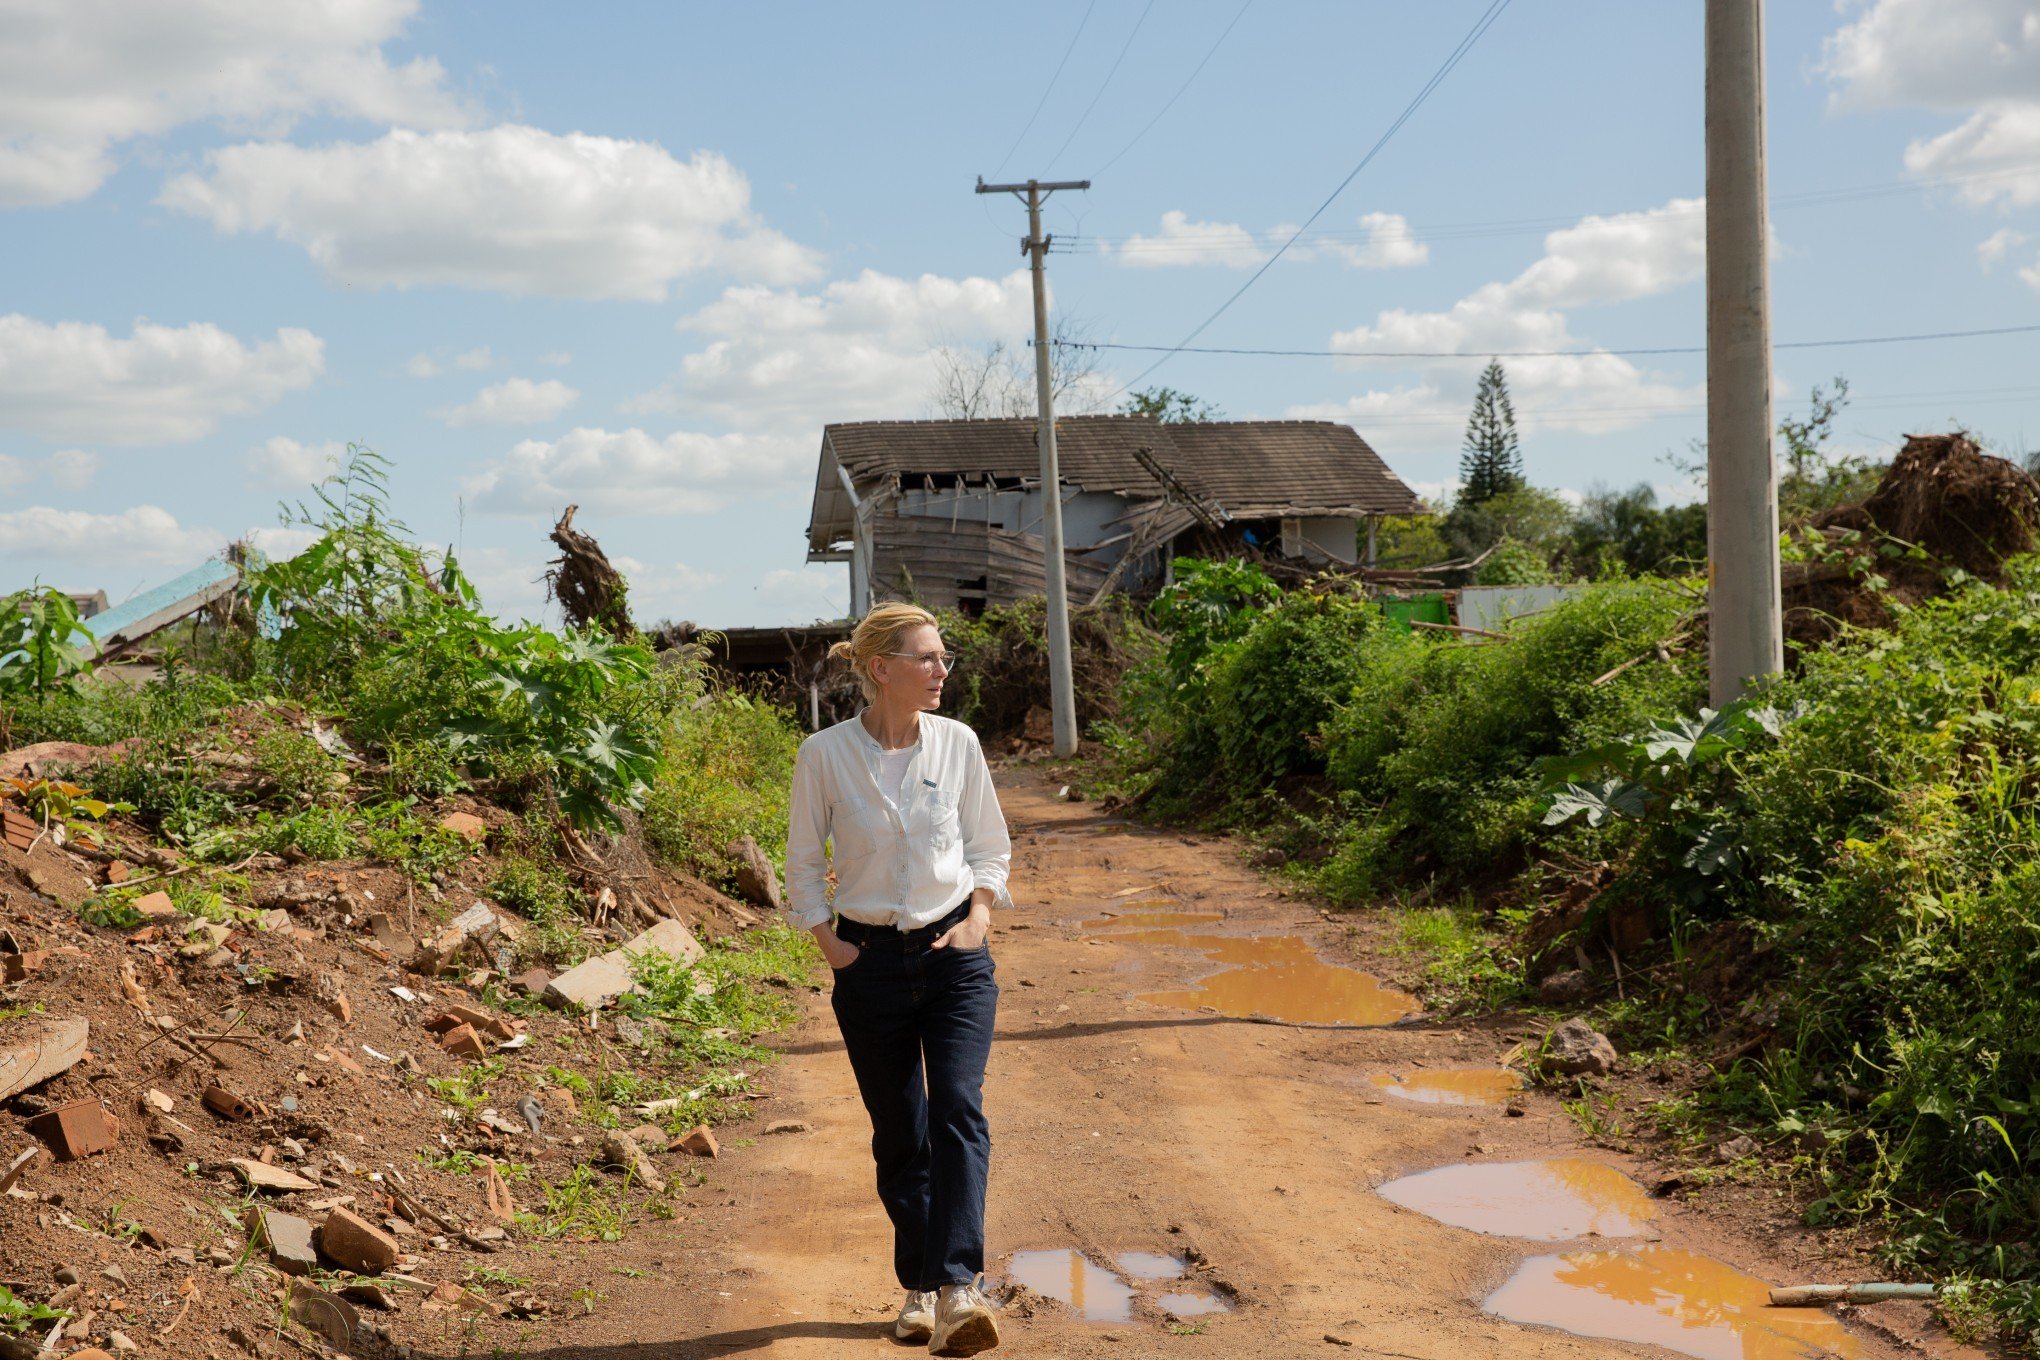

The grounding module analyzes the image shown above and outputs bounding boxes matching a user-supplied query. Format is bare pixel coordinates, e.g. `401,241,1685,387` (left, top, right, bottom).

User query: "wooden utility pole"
1705,0,1781,705
976,175,1089,756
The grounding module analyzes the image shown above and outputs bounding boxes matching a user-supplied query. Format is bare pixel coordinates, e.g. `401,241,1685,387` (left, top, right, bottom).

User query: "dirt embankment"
0,724,777,1360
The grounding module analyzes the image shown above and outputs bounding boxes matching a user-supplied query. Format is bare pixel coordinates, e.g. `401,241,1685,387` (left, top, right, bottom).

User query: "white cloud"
246,436,345,489
160,125,822,300
637,268,1036,430
1825,1,2040,207
1286,212,1430,270
241,525,321,561
405,353,440,378
472,267,1058,520
0,505,222,568
2023,257,2040,291
454,346,492,371
1114,209,1429,270
0,448,100,492
0,0,468,207
536,351,572,367
1824,0,2040,110
433,377,579,427
0,314,324,444
610,555,723,624
47,448,98,490
465,427,796,518
1903,103,2040,206
1316,198,1707,442
1980,227,2033,267
1117,211,1266,268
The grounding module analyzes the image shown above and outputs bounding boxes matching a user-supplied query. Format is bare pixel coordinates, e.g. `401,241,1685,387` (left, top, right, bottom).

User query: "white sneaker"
895,1288,937,1342
929,1277,1000,1356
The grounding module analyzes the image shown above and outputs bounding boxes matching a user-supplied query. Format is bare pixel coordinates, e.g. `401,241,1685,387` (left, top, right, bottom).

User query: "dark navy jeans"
830,902,999,1291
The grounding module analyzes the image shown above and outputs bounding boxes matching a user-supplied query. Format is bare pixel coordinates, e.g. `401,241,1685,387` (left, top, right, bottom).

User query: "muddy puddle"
1369,1068,1522,1107
1004,1249,1231,1324
1132,932,1417,1027
1485,1245,1860,1360
1376,1158,1656,1240
1082,903,1226,930
1088,920,1417,1027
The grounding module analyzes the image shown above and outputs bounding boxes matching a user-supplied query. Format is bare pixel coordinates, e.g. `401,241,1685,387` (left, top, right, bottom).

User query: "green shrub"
641,690,801,884
252,728,338,807
1313,580,1700,892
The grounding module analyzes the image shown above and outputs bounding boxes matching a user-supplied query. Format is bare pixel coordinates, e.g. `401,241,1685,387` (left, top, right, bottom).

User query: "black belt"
834,899,970,947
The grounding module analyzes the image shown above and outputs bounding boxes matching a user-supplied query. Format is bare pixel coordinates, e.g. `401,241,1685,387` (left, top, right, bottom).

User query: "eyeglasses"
887,650,957,670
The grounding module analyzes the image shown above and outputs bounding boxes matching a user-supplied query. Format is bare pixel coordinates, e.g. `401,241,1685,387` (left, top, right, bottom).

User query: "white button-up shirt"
784,711,1012,931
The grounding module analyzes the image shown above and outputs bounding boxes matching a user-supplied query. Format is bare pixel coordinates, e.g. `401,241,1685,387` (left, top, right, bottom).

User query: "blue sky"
2,0,2036,625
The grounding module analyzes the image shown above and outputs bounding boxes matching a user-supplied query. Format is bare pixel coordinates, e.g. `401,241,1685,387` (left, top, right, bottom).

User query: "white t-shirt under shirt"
784,711,1013,931
878,743,917,809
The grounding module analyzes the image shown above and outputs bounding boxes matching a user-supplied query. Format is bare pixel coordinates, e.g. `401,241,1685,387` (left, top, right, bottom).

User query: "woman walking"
784,602,1010,1356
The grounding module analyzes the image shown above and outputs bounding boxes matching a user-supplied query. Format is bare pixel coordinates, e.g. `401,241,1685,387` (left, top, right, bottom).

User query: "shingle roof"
808,415,1422,549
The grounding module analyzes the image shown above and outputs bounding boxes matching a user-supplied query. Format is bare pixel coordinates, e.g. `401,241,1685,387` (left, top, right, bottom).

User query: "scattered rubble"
544,917,704,1010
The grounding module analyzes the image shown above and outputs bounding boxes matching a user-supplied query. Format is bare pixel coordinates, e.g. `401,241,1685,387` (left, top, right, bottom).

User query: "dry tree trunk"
545,504,638,641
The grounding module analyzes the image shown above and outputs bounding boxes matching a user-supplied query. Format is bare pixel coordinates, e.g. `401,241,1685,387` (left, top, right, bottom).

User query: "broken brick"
201,1083,258,1122
0,804,35,851
437,1023,486,1060
130,891,177,919
104,860,129,884
509,967,552,996
318,1206,399,1275
438,811,488,844
28,1098,120,1161
678,1125,719,1158
1,949,48,982
325,991,352,1025
426,1004,514,1043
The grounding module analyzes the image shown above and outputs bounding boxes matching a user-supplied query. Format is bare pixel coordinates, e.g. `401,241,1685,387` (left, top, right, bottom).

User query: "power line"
1056,161,2040,254
1091,0,1254,177
1044,0,1157,173
1057,321,2040,361
992,0,1099,179
1110,0,1515,399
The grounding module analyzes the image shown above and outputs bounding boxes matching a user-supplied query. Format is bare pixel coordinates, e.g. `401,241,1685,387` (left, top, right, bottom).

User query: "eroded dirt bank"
493,766,1977,1360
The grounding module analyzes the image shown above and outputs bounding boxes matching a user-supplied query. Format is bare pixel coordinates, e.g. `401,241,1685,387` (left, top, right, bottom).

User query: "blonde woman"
784,602,1011,1356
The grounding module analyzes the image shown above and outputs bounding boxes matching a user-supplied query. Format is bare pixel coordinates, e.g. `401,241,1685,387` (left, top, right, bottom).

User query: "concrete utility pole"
1704,0,1782,707
976,175,1089,756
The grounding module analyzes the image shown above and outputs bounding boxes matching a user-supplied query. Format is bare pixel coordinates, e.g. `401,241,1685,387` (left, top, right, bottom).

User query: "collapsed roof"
806,415,1424,554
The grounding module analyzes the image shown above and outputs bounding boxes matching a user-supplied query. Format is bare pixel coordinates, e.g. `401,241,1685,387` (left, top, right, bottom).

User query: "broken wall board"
83,559,240,652
543,918,703,1010
0,1017,89,1102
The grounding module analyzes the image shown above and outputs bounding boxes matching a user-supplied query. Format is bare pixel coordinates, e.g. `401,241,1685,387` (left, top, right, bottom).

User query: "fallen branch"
1409,620,1512,641
1769,1283,1937,1307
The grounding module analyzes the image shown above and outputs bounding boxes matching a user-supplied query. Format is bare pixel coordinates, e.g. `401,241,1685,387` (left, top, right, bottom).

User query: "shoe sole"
895,1319,933,1342
930,1311,1000,1357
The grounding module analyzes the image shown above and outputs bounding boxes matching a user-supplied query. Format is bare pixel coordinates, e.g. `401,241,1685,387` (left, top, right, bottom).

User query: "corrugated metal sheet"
1456,584,1580,634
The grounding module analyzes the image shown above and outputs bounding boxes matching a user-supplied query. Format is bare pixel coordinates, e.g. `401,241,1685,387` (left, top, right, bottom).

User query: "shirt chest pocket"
922,788,962,851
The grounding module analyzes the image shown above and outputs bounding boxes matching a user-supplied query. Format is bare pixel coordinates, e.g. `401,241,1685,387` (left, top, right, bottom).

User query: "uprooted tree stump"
1783,432,2040,647
546,504,638,641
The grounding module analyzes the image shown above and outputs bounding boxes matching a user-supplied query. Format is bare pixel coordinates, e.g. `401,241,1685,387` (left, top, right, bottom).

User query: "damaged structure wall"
805,415,1425,615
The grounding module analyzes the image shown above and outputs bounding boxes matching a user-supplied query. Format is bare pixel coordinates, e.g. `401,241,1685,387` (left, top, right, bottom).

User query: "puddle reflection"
1485,1245,1861,1359
1377,1158,1656,1240
1369,1068,1522,1107
1157,1291,1230,1317
1007,1249,1134,1322
1115,1251,1190,1281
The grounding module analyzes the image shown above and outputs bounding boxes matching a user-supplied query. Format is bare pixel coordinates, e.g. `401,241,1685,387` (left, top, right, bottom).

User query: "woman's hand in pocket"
816,928,862,971
932,908,990,951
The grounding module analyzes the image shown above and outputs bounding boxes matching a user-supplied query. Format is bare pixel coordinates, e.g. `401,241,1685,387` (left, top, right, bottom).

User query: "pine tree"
1459,359,1523,506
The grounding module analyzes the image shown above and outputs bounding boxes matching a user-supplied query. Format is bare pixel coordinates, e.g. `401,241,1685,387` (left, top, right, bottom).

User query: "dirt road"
520,767,1945,1360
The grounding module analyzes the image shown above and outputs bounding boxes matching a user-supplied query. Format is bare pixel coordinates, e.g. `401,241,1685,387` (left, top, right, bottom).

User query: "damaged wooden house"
805,415,1425,614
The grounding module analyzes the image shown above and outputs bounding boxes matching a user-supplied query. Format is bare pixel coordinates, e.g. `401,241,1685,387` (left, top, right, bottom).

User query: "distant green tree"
1563,484,1708,578
1458,359,1523,506
1120,386,1224,423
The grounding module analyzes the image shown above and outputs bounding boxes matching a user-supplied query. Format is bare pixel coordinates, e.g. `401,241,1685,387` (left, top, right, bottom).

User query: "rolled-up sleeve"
783,739,834,930
957,732,1012,909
